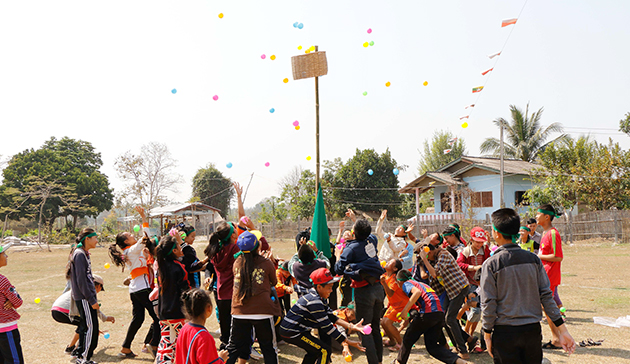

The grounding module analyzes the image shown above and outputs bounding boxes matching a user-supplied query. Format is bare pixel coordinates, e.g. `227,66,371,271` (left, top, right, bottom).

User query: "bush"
2,230,14,237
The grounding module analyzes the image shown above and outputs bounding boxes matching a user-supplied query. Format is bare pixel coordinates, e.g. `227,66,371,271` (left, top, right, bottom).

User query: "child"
51,275,115,356
526,218,542,252
375,210,410,262
279,268,364,364
275,261,296,315
332,305,364,358
177,223,209,288
69,228,100,364
379,259,409,352
518,226,536,253
108,206,159,358
291,242,330,297
226,231,281,364
175,289,228,364
442,225,466,259
0,243,24,364
155,234,190,364
393,270,468,364
536,204,566,349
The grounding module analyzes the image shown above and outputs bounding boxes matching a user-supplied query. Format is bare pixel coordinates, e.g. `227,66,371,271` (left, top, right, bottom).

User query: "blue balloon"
393,168,399,175
269,108,275,113
368,169,374,176
298,23,304,29
293,22,298,28
104,333,110,339
171,89,177,94
226,162,233,169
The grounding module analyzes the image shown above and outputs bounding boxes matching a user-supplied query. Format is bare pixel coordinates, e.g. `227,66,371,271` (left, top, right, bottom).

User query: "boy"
480,208,575,363
379,259,408,351
393,270,468,364
518,226,536,253
279,268,363,364
0,243,24,364
526,218,542,252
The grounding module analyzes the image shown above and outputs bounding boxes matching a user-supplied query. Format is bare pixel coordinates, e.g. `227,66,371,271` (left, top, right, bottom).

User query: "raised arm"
375,210,387,239
336,221,345,244
345,209,357,223
233,182,245,220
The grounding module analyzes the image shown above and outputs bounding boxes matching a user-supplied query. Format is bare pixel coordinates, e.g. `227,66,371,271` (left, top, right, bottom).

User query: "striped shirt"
279,288,345,344
0,274,22,330
402,280,442,314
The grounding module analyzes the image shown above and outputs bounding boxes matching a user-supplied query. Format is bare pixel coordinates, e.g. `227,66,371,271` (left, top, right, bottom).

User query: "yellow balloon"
218,13,224,19
34,298,41,304
462,122,469,128
309,46,316,51
104,263,110,269
270,55,276,60
363,42,369,48
423,81,428,86
283,78,289,83
295,126,300,130
385,81,391,87
306,156,311,161
297,45,302,50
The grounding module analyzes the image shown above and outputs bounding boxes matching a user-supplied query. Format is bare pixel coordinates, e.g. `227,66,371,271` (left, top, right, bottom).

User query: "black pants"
397,312,459,364
216,299,232,349
444,286,469,354
279,294,292,315
226,317,277,364
122,288,160,348
281,331,332,364
339,277,352,307
0,329,24,364
492,323,542,364
76,299,99,361
328,281,339,310
355,283,385,364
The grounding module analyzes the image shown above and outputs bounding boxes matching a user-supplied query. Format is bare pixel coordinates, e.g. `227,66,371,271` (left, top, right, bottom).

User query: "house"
399,156,539,220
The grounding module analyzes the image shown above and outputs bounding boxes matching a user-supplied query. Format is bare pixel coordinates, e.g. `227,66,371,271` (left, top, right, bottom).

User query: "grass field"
6,238,630,364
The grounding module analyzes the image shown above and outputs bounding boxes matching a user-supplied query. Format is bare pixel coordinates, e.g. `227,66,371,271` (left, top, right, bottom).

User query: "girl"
226,231,281,364
291,243,329,297
108,206,159,358
175,289,228,364
442,225,466,259
155,234,190,364
177,223,209,289
0,243,24,364
69,228,99,364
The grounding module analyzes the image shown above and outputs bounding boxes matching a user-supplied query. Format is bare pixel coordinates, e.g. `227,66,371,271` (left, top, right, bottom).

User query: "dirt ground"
6,237,630,363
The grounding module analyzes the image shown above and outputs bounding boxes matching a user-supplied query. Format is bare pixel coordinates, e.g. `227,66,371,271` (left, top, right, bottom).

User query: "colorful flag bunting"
459,116,469,120
465,104,475,109
502,18,517,27
443,149,452,154
488,52,501,59
482,68,494,76
472,86,484,93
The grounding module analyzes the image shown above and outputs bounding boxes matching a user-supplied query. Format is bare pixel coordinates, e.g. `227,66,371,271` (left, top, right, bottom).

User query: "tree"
619,112,630,136
480,104,569,162
258,196,288,224
279,167,317,221
331,148,403,217
418,130,466,174
191,164,234,217
114,142,182,212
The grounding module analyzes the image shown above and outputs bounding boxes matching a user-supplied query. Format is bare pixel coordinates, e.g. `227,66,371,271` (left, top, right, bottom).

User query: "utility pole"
500,123,505,208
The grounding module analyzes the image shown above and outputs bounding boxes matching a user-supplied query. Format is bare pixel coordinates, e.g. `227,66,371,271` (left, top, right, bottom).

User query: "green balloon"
363,91,368,96
369,41,374,46
133,225,140,232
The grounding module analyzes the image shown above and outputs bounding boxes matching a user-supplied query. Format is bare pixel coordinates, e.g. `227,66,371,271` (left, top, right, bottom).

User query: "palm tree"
480,103,568,162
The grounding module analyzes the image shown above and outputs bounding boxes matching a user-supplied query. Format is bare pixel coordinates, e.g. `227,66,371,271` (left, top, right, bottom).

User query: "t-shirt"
540,228,563,288
520,239,535,253
175,323,223,364
384,274,409,311
401,280,442,314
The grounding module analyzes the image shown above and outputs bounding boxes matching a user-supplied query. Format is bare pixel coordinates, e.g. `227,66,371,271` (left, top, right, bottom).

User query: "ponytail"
108,232,129,271
67,228,95,279
235,248,260,301
204,221,233,259
156,236,178,293
181,288,212,320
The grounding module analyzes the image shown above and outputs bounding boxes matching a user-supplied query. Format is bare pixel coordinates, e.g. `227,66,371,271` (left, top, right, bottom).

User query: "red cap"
470,227,488,242
310,267,341,285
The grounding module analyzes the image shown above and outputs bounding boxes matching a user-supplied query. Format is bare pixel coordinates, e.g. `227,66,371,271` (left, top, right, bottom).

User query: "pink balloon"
265,162,270,167
213,95,219,101
367,28,372,34
292,120,299,126
261,54,266,59
363,325,372,335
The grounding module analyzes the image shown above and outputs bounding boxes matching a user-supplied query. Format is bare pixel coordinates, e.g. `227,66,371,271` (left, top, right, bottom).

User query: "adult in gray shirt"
480,208,575,364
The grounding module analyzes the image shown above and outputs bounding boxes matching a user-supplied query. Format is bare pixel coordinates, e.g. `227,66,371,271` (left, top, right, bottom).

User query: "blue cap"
237,231,260,253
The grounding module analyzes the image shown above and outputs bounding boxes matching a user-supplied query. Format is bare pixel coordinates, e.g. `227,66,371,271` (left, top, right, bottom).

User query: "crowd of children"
0,191,580,364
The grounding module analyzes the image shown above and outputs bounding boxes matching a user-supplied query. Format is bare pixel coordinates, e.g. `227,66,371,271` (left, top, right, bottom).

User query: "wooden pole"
415,188,420,236
499,123,505,208
315,45,321,194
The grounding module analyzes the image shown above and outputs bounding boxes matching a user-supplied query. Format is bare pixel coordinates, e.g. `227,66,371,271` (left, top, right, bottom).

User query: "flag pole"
314,45,320,194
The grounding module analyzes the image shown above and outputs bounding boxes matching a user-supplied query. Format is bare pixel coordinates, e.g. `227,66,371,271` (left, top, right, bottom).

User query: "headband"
443,230,456,237
437,234,443,244
520,226,531,232
538,208,560,218
77,232,97,248
448,224,460,232
167,241,178,256
492,224,518,243
219,222,235,247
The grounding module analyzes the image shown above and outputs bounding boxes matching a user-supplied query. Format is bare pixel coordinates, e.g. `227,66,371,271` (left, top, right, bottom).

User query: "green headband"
520,226,531,232
167,241,178,256
448,224,460,232
538,208,560,218
492,224,518,243
443,230,456,237
78,232,97,248
219,223,235,247
437,234,443,244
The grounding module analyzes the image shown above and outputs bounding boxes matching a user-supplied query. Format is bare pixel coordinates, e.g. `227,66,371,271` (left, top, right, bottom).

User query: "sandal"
542,341,562,350
117,351,138,358
388,344,402,352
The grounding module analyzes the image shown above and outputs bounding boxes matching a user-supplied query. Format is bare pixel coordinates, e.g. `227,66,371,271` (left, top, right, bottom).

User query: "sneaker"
249,347,263,360
65,345,76,355
141,345,148,354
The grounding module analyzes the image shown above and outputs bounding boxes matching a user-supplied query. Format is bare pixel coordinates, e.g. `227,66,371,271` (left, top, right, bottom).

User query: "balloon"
218,13,224,19
226,162,233,168
363,42,369,47
283,78,289,83
269,108,275,113
367,28,372,34
292,120,299,126
306,156,311,161
293,22,298,28
363,91,367,96
423,81,428,86
133,225,140,232
305,50,311,54
560,307,566,313
309,46,316,51
298,23,304,29
212,95,219,101
104,263,110,269
291,299,297,304
171,89,177,94
104,333,110,339
380,260,386,267
369,41,374,46
297,45,302,50
462,122,469,128
345,354,352,362
34,297,41,304
385,81,391,87
363,325,372,335
270,55,276,60
265,162,270,167
393,168,399,175
381,330,385,337
261,54,266,59
295,126,300,130
367,169,373,175
423,246,430,253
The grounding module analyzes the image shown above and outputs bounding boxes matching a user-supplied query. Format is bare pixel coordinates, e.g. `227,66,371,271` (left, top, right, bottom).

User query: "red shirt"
540,228,563,288
211,243,240,300
175,323,223,364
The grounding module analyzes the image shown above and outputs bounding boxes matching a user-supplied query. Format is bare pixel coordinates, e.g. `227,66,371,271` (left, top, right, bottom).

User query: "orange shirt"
384,274,409,311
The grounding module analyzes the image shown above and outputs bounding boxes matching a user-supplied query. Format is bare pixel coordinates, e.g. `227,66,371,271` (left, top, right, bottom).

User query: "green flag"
311,185,331,258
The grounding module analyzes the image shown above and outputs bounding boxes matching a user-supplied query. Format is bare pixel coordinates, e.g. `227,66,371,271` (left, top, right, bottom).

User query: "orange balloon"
283,78,289,83
385,81,391,87
218,13,224,19
295,126,300,130
270,55,276,60
423,81,428,86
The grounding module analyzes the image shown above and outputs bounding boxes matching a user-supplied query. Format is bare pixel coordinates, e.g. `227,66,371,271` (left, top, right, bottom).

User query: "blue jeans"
354,283,385,364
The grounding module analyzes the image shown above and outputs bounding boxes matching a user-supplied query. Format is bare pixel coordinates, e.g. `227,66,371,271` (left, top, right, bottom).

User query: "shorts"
384,305,403,322
467,306,481,322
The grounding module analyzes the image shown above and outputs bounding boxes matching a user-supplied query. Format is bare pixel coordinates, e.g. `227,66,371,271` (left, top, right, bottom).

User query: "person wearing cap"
536,204,565,350
518,226,536,253
0,243,24,364
480,208,575,363
226,230,281,364
52,276,115,356
279,267,365,364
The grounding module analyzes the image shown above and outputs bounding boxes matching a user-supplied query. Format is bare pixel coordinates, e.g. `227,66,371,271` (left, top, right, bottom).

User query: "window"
515,191,529,206
440,192,462,212
471,191,493,208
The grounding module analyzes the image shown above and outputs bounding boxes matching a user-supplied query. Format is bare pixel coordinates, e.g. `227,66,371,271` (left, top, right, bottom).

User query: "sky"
1,0,629,211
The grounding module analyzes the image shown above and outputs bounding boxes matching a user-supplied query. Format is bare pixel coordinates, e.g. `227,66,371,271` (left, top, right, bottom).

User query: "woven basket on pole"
291,51,328,80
